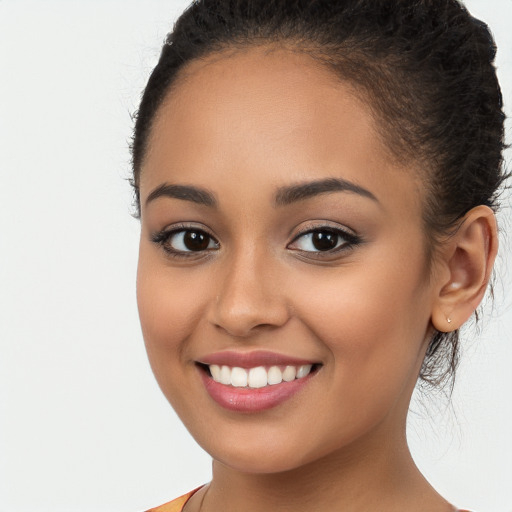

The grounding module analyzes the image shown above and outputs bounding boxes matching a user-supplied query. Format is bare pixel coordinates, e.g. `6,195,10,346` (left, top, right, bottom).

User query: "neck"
197,419,453,512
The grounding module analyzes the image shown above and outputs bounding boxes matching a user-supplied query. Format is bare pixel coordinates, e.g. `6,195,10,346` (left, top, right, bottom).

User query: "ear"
431,205,498,333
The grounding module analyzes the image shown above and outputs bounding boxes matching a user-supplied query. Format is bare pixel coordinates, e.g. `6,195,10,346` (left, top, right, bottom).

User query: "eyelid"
151,223,220,257
150,221,360,260
152,221,216,237
289,220,358,241
287,222,361,256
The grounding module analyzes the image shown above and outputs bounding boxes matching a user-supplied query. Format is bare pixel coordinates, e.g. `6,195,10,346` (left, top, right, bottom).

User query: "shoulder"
144,487,203,512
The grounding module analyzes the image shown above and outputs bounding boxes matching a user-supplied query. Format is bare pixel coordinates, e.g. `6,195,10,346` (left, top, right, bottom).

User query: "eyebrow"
145,183,217,208
274,178,379,206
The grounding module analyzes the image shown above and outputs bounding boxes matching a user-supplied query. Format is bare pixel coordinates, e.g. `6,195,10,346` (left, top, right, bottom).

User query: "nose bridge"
209,240,288,337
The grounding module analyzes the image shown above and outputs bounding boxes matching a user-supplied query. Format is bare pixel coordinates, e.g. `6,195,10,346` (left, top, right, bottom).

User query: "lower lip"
199,368,316,413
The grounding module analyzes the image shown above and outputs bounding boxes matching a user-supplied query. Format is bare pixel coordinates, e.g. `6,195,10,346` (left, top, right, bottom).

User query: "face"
137,47,438,474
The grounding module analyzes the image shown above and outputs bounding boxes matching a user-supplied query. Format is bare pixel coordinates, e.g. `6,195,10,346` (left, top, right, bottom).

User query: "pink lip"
198,350,317,368
198,369,316,412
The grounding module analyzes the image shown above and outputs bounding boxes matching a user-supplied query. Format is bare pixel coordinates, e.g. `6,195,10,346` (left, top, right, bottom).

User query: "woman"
131,0,507,510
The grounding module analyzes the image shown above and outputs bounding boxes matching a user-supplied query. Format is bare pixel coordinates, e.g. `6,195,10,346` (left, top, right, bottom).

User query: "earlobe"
431,205,498,333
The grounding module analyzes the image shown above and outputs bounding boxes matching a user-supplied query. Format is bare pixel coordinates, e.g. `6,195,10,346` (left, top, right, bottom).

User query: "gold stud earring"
447,318,452,324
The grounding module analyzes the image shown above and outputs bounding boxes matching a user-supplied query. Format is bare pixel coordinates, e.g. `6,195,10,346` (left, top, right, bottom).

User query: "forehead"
140,46,422,219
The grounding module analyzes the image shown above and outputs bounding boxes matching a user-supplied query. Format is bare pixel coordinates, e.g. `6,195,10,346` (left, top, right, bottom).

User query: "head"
131,0,505,472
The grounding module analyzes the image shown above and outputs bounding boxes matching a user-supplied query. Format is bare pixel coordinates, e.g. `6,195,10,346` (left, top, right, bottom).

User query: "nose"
208,246,290,338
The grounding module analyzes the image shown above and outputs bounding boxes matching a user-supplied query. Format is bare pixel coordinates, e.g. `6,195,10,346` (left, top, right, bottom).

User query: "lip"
196,350,321,413
198,350,318,368
198,368,317,412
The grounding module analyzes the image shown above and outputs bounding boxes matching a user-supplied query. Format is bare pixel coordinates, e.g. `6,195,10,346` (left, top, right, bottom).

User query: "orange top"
145,488,201,512
145,488,473,512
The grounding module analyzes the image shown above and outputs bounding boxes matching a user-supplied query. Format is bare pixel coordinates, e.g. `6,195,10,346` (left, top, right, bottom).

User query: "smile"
208,364,313,388
196,351,321,412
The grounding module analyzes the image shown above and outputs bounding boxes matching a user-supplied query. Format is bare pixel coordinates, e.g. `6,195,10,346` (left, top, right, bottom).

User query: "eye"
152,227,219,256
288,227,359,254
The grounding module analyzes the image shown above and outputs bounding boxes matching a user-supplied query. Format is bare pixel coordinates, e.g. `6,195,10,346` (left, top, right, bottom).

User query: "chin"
212,447,312,475
195,423,343,476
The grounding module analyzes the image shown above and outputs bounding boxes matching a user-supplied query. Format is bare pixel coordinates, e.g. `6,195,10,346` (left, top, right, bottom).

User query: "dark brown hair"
130,0,507,388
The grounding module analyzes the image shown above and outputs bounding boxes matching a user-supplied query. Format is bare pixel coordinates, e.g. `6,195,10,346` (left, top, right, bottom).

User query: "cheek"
136,244,209,375
287,247,432,400
297,237,429,338
282,271,431,456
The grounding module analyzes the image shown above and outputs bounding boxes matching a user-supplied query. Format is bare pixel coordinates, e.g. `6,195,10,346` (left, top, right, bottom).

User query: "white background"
0,1,510,511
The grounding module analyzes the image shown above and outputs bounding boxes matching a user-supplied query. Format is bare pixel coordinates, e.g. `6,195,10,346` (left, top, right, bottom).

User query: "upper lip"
197,350,319,368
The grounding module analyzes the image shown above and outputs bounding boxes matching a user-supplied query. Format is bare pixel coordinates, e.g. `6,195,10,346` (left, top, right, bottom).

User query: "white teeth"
208,363,315,388
267,366,283,385
230,367,248,387
296,364,312,378
210,364,221,382
220,365,231,385
282,365,296,382
248,366,268,388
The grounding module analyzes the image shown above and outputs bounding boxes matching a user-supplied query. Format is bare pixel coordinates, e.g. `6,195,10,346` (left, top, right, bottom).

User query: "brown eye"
288,226,361,256
155,229,219,254
291,230,344,252
311,231,339,251
183,230,211,251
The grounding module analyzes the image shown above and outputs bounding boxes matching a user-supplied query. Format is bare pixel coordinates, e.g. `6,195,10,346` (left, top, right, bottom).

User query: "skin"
136,47,497,512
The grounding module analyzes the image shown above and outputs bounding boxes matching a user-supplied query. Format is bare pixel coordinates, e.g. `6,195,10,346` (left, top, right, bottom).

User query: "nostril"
212,322,287,339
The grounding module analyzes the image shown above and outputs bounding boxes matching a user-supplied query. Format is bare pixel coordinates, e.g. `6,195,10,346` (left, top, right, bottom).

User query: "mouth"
195,352,322,412
197,362,320,389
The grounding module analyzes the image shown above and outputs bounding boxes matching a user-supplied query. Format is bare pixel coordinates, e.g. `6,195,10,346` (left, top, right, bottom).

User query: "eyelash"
151,224,362,259
288,225,362,257
151,224,219,259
